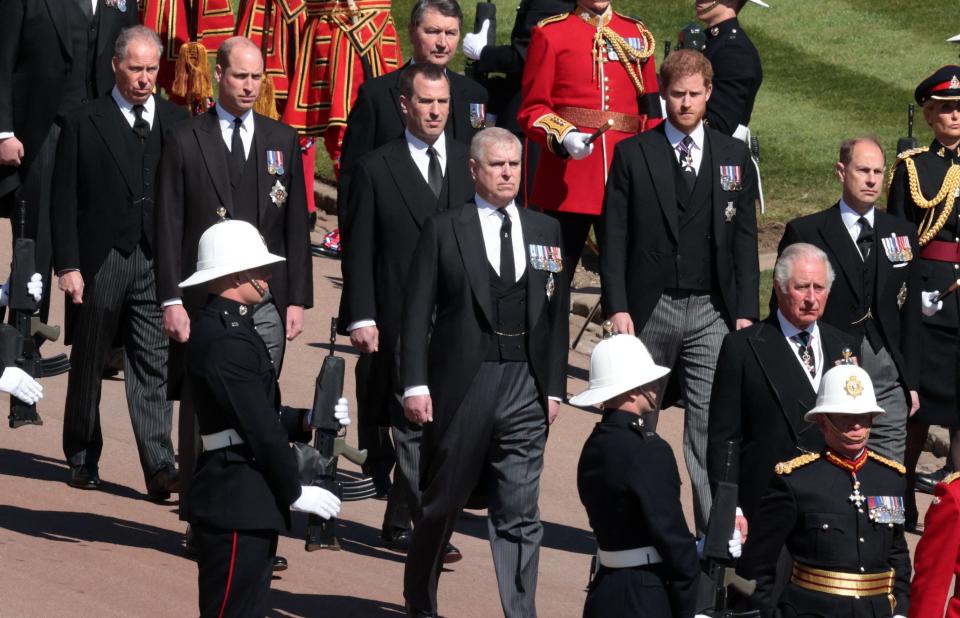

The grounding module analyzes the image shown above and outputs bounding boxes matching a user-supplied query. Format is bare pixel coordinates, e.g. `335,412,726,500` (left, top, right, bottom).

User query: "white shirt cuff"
403,386,430,399
0,132,14,140
548,396,561,402
348,319,376,331
162,298,183,307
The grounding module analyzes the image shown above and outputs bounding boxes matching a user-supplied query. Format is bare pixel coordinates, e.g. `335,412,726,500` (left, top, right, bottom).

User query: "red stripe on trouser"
218,531,239,618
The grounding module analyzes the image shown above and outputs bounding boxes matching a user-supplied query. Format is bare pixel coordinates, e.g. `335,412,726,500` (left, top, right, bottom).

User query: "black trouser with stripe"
194,523,277,618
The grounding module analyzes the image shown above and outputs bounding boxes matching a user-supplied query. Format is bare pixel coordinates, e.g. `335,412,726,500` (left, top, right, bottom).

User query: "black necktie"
132,104,150,142
498,208,515,283
77,0,93,20
230,117,245,186
856,216,873,261
427,146,443,198
677,135,697,190
792,331,816,378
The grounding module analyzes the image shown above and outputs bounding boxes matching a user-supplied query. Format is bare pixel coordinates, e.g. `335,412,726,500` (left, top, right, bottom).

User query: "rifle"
465,3,497,82
303,318,375,551
896,104,918,156
701,441,759,617
5,200,69,428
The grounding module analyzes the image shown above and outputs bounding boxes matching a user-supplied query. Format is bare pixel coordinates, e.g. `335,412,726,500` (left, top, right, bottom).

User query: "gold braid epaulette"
943,471,960,485
775,452,820,475
598,17,655,96
868,450,906,474
537,12,568,28
886,147,960,247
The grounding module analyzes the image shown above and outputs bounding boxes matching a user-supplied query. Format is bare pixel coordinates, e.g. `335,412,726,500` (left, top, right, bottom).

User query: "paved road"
0,215,931,616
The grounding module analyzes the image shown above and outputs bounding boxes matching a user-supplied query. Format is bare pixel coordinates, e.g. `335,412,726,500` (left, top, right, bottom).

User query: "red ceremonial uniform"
235,0,307,110
518,5,661,216
910,472,960,618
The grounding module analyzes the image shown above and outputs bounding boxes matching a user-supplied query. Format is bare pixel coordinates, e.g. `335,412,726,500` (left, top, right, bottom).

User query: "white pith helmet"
569,335,670,407
804,365,885,421
179,219,285,288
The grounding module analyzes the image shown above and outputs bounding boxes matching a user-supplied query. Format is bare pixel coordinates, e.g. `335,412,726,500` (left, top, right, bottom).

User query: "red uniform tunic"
235,0,307,110
281,0,402,174
910,473,960,618
518,6,660,216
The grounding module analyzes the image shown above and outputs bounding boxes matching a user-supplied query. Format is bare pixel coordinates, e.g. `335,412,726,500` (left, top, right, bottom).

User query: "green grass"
372,0,957,227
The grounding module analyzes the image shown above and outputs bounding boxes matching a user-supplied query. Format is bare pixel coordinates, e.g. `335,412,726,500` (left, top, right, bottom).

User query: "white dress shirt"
777,310,824,391
111,87,155,130
664,119,705,175
839,199,875,252
215,103,254,158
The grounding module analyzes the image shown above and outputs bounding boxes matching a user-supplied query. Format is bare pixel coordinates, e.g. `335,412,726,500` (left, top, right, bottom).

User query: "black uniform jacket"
0,0,137,193
337,65,488,220
703,16,762,135
887,140,960,331
338,136,473,343
154,106,313,318
778,204,921,390
400,203,569,478
738,450,911,617
186,296,310,532
577,410,699,618
599,123,759,330
707,317,856,520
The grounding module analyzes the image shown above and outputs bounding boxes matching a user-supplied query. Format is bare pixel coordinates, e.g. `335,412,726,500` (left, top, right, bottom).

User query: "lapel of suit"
194,108,234,214
706,130,727,242
640,125,679,243
388,67,407,135
253,114,268,225
519,207,548,328
385,138,439,228
872,211,891,299
446,72,460,140
90,96,138,192
746,317,817,440
819,204,863,301
444,143,470,211
43,0,73,58
453,202,494,328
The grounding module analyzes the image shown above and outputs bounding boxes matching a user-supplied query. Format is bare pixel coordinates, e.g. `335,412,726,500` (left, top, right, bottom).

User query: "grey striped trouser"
860,341,907,463
639,290,729,534
62,246,175,482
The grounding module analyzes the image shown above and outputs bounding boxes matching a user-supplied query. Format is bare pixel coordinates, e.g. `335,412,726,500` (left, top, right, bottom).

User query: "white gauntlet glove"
0,367,42,404
0,272,42,307
922,290,943,317
291,485,341,519
728,527,743,559
561,131,594,160
462,19,490,61
334,397,351,427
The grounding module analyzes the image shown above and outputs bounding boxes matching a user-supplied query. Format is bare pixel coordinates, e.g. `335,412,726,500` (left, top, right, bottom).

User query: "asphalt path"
0,216,931,617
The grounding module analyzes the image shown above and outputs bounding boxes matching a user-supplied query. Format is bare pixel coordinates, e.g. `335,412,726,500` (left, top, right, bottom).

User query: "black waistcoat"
674,143,714,291
61,0,99,114
113,104,162,256
225,134,260,225
484,263,529,362
857,233,883,349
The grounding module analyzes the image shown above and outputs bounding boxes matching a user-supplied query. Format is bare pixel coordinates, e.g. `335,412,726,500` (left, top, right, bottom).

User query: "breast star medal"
546,272,556,301
269,180,287,207
724,201,736,222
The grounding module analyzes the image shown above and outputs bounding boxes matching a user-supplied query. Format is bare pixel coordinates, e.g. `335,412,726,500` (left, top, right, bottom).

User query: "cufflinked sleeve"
598,140,632,317
50,112,81,273
282,128,313,308
341,159,378,325
0,0,23,132
400,215,440,391
733,142,760,320
154,128,187,302
707,333,744,497
545,216,569,400
518,26,575,154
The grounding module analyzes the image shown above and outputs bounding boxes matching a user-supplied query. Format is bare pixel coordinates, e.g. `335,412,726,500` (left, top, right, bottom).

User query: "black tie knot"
856,215,873,260
132,104,150,141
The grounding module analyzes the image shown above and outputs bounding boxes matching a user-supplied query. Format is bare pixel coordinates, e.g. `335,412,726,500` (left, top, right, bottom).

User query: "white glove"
462,19,490,61
291,485,341,519
0,366,42,404
27,273,42,302
922,290,943,317
728,527,743,559
334,397,351,427
561,131,594,160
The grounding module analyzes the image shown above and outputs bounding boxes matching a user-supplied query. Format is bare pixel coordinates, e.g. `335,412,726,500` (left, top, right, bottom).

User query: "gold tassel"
254,75,279,120
171,42,213,100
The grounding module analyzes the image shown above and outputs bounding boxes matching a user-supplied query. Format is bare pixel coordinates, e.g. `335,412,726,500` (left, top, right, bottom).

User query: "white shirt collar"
776,309,818,340
475,194,518,220
664,119,705,151
405,129,447,160
215,103,254,133
111,87,155,115
839,199,874,231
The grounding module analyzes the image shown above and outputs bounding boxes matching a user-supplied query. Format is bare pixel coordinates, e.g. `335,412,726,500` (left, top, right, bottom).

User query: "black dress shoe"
146,464,181,502
916,466,952,495
383,530,412,553
183,525,199,559
68,465,101,490
405,604,436,618
442,542,462,564
272,555,288,572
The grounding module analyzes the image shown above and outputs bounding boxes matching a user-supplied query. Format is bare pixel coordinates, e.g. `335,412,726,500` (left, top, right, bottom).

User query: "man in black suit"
337,0,488,224
777,136,921,463
401,127,568,618
155,36,312,538
341,63,473,556
708,243,856,531
598,49,759,532
0,0,138,324
52,26,187,496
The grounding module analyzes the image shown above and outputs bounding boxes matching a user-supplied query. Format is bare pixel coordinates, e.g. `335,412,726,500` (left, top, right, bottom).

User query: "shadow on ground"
0,447,146,501
269,592,406,617
454,511,595,555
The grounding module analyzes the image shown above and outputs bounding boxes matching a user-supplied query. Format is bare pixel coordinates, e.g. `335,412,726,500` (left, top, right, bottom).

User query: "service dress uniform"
702,16,762,136
909,472,960,618
577,409,699,618
186,295,310,617
738,449,911,618
518,4,661,275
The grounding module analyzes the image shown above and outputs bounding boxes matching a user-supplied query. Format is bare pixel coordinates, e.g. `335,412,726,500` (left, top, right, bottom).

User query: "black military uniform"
577,409,699,617
703,16,762,136
737,449,911,617
186,295,310,617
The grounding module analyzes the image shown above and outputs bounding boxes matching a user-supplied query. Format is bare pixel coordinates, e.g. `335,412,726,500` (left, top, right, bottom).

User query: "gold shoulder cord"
867,450,907,475
596,22,655,96
888,148,960,247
